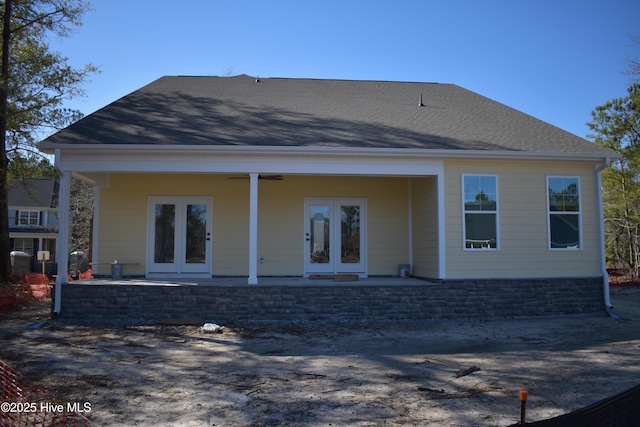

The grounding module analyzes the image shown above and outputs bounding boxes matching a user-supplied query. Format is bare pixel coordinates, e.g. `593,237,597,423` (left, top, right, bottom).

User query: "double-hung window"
463,175,498,249
547,176,581,249
18,210,39,226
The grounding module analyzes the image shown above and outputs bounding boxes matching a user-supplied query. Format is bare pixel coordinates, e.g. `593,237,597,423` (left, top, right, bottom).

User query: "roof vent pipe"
418,93,424,107
255,76,260,83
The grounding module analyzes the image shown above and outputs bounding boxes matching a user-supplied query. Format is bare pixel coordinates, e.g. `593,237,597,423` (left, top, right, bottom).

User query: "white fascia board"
51,144,618,175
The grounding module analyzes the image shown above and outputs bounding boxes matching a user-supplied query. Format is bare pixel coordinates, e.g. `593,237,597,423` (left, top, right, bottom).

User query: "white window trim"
547,175,582,251
18,210,40,226
461,174,499,251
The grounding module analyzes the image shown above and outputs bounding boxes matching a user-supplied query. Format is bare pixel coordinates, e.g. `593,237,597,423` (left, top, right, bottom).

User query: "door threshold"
308,274,362,282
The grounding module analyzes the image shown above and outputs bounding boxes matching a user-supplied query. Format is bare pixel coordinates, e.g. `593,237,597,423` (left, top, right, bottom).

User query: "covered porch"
52,147,447,282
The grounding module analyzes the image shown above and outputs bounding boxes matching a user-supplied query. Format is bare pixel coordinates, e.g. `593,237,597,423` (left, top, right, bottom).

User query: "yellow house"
39,76,620,323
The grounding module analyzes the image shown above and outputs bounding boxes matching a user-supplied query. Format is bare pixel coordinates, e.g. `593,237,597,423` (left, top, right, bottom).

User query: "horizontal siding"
257,181,304,276
444,160,601,279
97,174,411,277
412,177,439,278
367,179,410,275
257,176,410,276
96,185,147,276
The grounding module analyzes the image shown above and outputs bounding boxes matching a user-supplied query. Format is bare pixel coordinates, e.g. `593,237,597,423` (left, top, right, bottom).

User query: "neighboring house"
39,75,620,320
8,178,59,267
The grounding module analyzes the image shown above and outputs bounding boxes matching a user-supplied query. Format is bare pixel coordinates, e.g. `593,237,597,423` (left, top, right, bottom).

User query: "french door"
147,196,212,277
304,198,367,276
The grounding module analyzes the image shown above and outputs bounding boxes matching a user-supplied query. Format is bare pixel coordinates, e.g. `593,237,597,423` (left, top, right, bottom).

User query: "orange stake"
519,390,528,425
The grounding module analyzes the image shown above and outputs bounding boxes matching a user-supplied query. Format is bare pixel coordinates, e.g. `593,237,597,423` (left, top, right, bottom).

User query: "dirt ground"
1,287,640,427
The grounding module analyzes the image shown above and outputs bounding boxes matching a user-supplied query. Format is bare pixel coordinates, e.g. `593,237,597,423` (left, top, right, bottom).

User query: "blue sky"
50,0,640,140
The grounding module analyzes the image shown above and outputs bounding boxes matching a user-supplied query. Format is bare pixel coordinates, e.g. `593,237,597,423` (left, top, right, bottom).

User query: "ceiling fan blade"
227,174,284,180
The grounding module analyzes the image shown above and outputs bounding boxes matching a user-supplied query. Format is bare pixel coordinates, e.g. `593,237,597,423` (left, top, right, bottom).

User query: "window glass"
548,177,579,212
463,175,498,249
154,204,175,263
13,238,34,254
18,211,39,226
463,175,497,211
548,177,580,249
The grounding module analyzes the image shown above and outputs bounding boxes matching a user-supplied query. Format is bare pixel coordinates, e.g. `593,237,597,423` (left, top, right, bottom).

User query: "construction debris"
455,366,481,378
202,323,223,333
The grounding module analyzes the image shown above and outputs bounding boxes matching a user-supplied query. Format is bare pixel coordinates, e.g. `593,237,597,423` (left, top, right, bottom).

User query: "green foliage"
588,84,640,271
0,0,98,282
7,153,57,179
1,0,98,151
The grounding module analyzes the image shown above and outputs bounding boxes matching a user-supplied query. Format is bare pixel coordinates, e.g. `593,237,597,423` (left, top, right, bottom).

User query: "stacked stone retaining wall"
58,277,606,325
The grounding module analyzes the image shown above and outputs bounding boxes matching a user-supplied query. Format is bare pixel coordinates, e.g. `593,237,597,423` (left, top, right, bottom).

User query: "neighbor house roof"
40,75,613,156
8,178,59,208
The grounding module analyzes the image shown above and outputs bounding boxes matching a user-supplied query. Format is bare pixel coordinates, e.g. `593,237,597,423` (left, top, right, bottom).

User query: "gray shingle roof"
8,178,59,208
40,75,613,155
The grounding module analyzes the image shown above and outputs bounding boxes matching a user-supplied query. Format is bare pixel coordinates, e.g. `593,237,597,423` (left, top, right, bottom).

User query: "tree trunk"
0,0,12,283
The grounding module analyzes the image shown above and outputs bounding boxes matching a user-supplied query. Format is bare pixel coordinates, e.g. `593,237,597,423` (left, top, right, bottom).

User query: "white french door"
304,198,367,276
147,196,212,277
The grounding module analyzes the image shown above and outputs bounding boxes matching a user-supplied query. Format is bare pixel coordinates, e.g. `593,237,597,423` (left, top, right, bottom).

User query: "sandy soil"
1,286,639,427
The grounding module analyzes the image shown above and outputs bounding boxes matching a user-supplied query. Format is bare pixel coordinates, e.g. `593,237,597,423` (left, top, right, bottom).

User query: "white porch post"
53,170,71,314
437,172,446,279
407,178,413,275
248,173,259,285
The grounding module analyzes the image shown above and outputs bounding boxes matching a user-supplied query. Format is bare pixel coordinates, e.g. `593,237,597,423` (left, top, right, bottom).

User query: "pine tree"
0,0,97,283
588,84,640,274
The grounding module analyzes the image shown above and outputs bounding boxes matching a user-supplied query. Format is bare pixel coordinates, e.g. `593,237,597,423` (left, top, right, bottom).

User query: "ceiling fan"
227,174,284,181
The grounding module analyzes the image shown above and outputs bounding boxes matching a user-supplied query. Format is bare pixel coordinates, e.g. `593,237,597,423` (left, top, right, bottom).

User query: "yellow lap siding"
444,160,601,279
411,177,440,278
96,174,411,277
257,176,410,276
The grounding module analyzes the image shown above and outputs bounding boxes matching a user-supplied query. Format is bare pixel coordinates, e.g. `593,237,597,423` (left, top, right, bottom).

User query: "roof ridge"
168,74,452,85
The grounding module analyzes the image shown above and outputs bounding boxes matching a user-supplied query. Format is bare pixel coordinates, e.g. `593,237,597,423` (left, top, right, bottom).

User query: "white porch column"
437,172,446,279
248,173,259,285
54,170,71,314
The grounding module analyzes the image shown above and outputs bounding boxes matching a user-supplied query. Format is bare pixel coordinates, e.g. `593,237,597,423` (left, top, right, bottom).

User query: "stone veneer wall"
57,277,606,325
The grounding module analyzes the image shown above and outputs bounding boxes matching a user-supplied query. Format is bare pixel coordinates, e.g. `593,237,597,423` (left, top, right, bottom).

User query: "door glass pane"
185,204,207,264
310,205,330,264
341,205,360,263
154,204,175,263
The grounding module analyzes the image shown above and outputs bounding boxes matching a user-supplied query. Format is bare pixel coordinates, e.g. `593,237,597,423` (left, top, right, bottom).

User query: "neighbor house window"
463,175,498,249
18,210,39,226
547,176,581,249
13,238,34,254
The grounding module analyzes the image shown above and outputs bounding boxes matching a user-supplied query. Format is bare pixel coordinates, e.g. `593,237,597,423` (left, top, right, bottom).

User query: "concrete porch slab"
69,276,434,287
